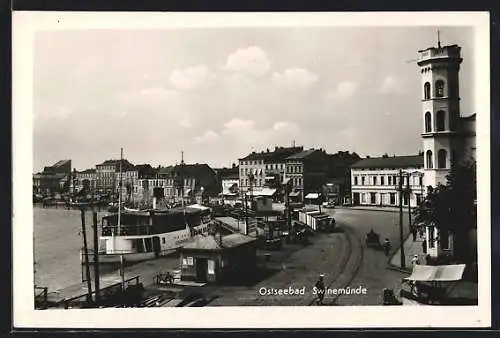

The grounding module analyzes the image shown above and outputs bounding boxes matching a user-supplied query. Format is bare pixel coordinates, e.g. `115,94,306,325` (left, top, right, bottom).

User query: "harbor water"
33,207,108,291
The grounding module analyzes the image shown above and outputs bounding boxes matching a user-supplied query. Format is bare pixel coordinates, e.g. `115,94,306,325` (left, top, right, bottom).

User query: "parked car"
322,201,336,209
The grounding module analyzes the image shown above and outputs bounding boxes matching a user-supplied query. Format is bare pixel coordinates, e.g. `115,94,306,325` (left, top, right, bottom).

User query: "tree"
413,159,477,261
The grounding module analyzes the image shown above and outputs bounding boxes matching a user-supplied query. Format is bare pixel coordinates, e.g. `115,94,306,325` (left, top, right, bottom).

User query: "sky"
33,26,474,172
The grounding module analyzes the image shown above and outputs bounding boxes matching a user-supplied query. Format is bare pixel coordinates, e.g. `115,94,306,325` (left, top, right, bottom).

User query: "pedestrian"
411,227,417,242
382,238,391,256
314,274,326,305
411,254,419,270
422,239,427,254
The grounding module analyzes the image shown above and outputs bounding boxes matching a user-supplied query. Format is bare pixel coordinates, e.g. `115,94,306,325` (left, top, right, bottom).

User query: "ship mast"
118,148,123,232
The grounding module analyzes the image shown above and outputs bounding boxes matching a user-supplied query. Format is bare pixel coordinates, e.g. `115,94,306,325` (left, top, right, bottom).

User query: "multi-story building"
136,162,219,205
95,159,135,194
350,155,425,208
74,169,97,193
33,160,72,195
418,42,476,188
416,41,476,259
324,151,362,204
284,149,329,202
238,146,304,196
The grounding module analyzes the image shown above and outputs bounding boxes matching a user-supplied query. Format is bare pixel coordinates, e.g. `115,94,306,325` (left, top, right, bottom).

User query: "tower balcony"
417,45,462,66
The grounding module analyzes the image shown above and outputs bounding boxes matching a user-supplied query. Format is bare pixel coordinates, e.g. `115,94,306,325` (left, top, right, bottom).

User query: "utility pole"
398,170,406,269
80,209,93,304
244,193,249,235
407,173,412,234
93,211,100,306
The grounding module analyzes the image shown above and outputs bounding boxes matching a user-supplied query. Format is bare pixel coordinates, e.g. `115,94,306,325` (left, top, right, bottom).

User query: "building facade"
350,155,425,208
284,149,329,202
95,159,135,194
417,41,477,259
74,169,97,193
33,160,72,195
238,146,304,195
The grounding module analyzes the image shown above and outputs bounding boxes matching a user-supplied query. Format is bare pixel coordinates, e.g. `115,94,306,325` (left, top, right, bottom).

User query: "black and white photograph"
13,12,490,328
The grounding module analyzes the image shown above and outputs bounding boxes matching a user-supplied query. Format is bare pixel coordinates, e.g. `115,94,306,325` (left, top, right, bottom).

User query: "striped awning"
305,193,320,199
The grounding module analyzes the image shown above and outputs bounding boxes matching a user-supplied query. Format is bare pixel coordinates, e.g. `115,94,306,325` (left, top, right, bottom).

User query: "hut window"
208,260,215,275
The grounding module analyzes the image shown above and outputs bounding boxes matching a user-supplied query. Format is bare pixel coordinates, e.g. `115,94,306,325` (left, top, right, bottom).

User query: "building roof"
461,113,476,121
351,155,424,169
97,159,135,171
52,160,71,168
181,233,257,251
239,146,304,163
78,168,96,174
286,149,317,160
33,172,67,180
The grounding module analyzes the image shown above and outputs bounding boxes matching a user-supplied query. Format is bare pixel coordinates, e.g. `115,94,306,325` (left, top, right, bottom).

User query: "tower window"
436,110,446,131
424,82,431,100
426,150,434,169
438,149,447,169
435,80,445,98
425,112,432,133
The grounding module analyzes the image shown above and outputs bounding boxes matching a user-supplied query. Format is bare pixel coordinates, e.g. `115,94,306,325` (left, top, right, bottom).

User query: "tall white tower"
418,37,463,188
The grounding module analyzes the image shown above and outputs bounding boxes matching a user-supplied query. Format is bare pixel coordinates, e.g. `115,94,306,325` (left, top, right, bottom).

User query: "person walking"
411,226,417,242
382,238,391,256
314,274,326,305
411,254,419,270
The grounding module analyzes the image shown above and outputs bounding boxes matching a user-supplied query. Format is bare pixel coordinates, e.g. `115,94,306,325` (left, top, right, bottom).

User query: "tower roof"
417,44,462,66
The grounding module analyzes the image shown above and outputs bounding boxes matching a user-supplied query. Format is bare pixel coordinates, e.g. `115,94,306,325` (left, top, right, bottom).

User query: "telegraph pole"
93,211,100,306
80,209,93,303
399,170,406,268
407,173,412,234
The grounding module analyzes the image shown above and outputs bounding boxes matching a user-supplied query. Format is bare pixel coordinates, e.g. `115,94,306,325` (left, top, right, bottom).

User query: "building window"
425,112,432,133
370,193,376,204
388,176,392,185
403,193,409,206
389,193,396,205
440,231,450,250
416,193,422,205
424,82,431,100
361,176,365,185
419,176,423,186
438,149,447,169
435,80,445,98
436,110,446,131
381,176,385,185
354,176,358,185
426,150,434,169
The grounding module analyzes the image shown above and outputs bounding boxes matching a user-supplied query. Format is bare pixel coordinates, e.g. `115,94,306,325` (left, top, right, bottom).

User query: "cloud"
273,121,300,134
194,130,219,145
224,46,271,76
325,81,359,100
379,76,406,94
222,118,256,135
169,65,213,90
272,68,318,91
114,87,178,109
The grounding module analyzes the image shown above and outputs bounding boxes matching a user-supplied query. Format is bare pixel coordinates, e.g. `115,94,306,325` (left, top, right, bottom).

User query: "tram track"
307,223,364,306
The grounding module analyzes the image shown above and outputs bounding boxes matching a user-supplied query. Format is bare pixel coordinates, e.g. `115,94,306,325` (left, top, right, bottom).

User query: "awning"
184,189,192,196
282,178,291,185
403,264,466,282
265,176,276,180
289,191,300,197
187,203,210,211
221,190,238,196
305,193,320,199
246,188,277,197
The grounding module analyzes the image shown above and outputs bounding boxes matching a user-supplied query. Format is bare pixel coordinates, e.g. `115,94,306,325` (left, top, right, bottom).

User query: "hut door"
152,236,161,258
196,258,208,282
